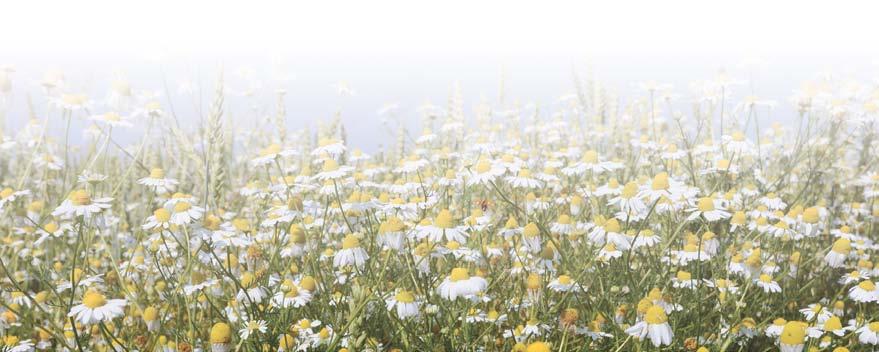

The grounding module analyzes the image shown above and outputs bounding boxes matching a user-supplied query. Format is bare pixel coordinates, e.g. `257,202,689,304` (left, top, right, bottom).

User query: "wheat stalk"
204,71,225,210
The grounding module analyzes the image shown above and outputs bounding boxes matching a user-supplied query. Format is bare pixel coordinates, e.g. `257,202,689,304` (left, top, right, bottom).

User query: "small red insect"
474,199,492,212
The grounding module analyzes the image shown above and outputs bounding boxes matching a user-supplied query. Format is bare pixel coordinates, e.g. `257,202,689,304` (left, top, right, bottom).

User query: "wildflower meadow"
0,68,877,352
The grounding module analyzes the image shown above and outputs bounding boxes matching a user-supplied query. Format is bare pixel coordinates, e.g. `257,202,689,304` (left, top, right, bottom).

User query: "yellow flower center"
104,112,121,121
341,234,360,249
651,172,669,190
557,214,571,225
28,200,44,212
732,131,745,142
395,290,415,303
69,190,91,206
604,219,621,233
3,336,19,347
260,144,282,156
434,210,455,229
697,198,715,212
525,342,551,352
803,207,819,223
240,272,255,288
154,208,171,222
322,159,339,172
607,178,619,188
62,94,87,106
174,202,192,212
621,182,639,198
823,316,842,331
0,188,13,199
523,222,540,237
143,306,158,321
149,168,165,179
756,217,768,226
475,159,492,174
505,217,519,229
209,323,232,344
647,288,662,300
70,268,84,282
731,211,746,225
233,218,251,232
832,239,852,254
644,305,668,324
82,291,107,308
558,275,572,285
284,283,300,297
522,273,540,289
859,280,876,291
849,271,861,279
300,276,316,291
449,267,470,282
278,334,296,350
779,321,807,345
676,271,692,281
44,222,59,233
582,150,599,163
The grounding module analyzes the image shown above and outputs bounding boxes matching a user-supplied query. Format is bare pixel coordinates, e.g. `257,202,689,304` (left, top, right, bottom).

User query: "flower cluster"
0,68,877,352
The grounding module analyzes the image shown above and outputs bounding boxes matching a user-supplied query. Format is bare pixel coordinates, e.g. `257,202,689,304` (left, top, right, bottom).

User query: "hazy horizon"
3,51,877,152
3,1,879,151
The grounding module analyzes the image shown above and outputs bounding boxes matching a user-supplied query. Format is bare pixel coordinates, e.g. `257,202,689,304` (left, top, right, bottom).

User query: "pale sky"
2,1,879,150
2,1,878,57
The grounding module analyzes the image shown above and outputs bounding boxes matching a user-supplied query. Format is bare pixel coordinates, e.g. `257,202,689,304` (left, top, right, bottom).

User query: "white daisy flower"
89,111,133,127
271,281,313,308
849,280,879,303
0,187,30,209
51,190,112,219
437,268,487,301
385,290,420,319
137,168,179,194
237,320,267,341
505,168,543,189
310,139,346,157
756,274,782,293
857,322,879,345
68,290,126,325
333,234,370,268
624,306,673,347
686,197,731,222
